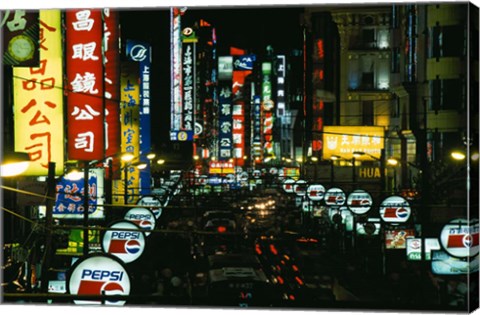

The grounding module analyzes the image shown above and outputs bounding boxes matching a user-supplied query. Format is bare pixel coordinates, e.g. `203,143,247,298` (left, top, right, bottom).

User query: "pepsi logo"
101,282,125,305
396,208,409,218
125,240,141,254
132,220,153,230
463,234,473,248
336,196,345,204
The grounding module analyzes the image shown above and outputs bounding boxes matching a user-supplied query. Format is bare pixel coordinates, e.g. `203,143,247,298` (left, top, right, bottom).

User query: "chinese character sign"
170,8,183,136
262,62,274,157
323,126,385,160
182,41,195,132
252,95,262,158
126,39,152,196
2,10,40,66
103,9,121,178
218,82,233,160
118,62,140,205
13,10,64,176
66,9,105,161
54,168,105,220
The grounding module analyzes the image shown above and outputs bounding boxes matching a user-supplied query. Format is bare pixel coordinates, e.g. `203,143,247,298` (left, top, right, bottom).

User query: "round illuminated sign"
124,207,156,236
177,131,188,141
102,221,146,264
346,189,373,215
68,253,130,305
306,184,325,201
182,27,194,36
379,195,411,223
293,180,308,196
440,218,479,258
324,187,346,206
282,178,295,193
137,195,163,219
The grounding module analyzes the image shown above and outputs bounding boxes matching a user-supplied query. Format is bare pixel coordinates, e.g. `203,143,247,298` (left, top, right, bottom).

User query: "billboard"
13,10,64,176
126,39,153,195
119,62,141,204
66,9,105,161
170,8,183,135
252,95,262,158
323,126,385,160
262,62,274,157
181,40,195,133
385,229,415,249
54,168,105,220
218,81,233,160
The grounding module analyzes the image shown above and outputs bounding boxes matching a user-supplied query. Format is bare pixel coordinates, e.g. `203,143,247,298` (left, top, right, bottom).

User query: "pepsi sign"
379,196,411,223
68,254,130,305
346,190,372,215
306,184,326,201
293,180,308,197
102,221,146,264
137,195,163,219
124,207,156,236
440,219,479,258
282,178,295,193
324,187,346,206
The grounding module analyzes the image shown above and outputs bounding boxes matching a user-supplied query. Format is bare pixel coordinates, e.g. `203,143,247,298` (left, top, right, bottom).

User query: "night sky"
118,6,305,151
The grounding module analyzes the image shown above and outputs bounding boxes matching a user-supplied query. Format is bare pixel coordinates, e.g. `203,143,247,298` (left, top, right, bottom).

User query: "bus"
204,254,275,307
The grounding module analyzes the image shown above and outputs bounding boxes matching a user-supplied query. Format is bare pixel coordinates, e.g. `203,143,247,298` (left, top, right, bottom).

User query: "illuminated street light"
387,157,399,166
157,159,166,165
451,151,466,160
1,152,31,177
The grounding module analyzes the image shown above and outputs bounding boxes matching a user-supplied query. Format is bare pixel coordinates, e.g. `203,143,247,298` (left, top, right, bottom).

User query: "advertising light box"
53,168,105,220
323,126,384,160
431,250,479,275
439,218,479,258
385,229,415,249
124,207,156,237
68,253,131,305
347,189,372,215
102,221,146,264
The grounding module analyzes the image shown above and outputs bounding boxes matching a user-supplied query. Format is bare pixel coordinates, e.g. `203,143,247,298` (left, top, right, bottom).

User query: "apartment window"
363,29,375,48
391,47,400,73
361,72,374,90
362,101,374,125
430,78,465,111
431,25,466,58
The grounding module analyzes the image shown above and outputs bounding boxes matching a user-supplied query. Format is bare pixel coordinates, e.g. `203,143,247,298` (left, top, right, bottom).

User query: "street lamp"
387,157,399,194
1,152,31,177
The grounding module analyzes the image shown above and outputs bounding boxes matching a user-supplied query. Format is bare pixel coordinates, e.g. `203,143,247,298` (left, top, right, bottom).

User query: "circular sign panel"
293,180,308,196
324,187,346,206
282,178,296,193
137,195,163,219
124,207,156,236
379,195,411,223
306,184,326,201
440,218,479,258
346,189,373,215
102,221,146,264
68,253,130,305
